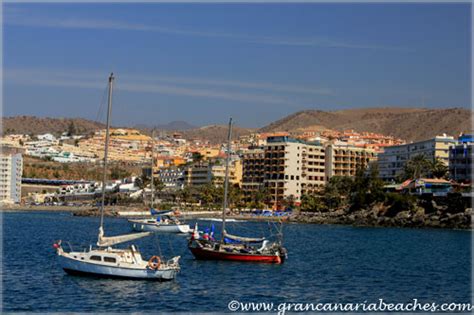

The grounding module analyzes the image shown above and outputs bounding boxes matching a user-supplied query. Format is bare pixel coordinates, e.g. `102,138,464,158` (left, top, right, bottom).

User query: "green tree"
228,184,244,209
367,164,386,204
198,183,219,206
192,152,204,163
248,186,270,209
67,121,76,136
280,194,296,210
348,164,386,211
400,154,431,180
321,176,354,210
429,157,448,179
300,193,325,212
178,186,195,209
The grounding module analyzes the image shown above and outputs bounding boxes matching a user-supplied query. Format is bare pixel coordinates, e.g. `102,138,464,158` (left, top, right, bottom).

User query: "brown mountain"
2,116,104,136
181,125,255,144
3,107,472,143
259,107,472,141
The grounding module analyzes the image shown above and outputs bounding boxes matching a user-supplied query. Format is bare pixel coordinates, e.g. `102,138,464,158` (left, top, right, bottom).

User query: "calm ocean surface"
2,211,472,312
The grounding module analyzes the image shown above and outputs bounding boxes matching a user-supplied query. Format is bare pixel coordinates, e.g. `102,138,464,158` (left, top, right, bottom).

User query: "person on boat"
190,223,200,241
203,229,210,241
209,224,216,241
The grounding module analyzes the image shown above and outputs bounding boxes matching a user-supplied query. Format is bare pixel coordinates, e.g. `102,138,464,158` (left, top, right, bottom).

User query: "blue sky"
3,3,471,128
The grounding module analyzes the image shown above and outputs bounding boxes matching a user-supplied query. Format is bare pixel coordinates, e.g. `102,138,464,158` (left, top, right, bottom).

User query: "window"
291,175,294,180
104,257,117,263
90,255,102,261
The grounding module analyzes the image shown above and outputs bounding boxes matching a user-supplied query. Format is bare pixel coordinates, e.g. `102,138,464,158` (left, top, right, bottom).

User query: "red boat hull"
189,246,283,264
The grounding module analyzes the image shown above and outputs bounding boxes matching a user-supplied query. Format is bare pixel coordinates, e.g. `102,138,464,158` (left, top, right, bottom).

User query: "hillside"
134,121,197,131
3,107,472,142
181,125,255,144
2,116,104,136
259,107,472,141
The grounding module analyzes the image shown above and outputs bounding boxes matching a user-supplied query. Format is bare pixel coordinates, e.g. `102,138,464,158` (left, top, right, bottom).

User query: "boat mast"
99,73,114,233
221,118,233,242
274,180,278,210
150,129,155,209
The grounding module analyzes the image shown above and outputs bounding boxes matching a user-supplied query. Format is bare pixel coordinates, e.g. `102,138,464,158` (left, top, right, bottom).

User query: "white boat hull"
58,255,178,280
130,221,190,234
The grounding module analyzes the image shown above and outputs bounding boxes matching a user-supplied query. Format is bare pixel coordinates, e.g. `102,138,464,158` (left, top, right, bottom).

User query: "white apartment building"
325,142,377,180
378,134,457,181
264,136,326,207
0,153,23,204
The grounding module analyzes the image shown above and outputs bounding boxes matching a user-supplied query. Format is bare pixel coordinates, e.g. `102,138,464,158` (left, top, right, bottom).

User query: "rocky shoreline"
290,204,472,230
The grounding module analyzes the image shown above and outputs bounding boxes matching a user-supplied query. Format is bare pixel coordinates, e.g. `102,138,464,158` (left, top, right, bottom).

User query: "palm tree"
178,186,194,210
401,154,431,180
429,157,448,179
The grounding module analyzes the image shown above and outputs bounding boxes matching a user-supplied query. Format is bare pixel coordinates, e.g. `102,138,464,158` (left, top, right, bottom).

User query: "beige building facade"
325,143,377,180
264,136,326,207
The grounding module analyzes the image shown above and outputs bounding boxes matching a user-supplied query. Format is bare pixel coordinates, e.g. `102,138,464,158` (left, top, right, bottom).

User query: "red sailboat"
188,118,287,264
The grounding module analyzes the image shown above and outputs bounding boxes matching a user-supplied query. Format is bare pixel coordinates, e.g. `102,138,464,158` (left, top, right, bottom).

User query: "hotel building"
449,134,473,183
378,135,457,181
0,153,23,204
263,136,326,207
325,143,377,179
241,147,265,202
183,158,242,187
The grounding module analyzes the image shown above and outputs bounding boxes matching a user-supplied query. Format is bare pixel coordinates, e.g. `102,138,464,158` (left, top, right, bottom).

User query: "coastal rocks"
295,203,472,230
395,211,411,220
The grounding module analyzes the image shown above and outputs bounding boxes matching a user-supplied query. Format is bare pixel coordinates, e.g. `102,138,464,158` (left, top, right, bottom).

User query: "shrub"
384,193,415,217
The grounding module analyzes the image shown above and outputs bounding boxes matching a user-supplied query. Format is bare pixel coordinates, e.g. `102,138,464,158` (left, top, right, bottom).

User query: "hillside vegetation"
260,107,472,141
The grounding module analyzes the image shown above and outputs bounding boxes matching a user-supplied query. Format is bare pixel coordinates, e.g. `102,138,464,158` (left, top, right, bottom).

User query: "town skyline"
4,3,471,128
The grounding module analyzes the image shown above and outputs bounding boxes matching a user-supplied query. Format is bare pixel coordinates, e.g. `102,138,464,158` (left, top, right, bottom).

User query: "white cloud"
5,68,319,105
4,10,406,51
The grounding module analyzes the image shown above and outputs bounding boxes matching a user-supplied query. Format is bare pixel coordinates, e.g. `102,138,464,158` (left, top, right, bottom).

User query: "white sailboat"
128,129,190,234
129,211,191,234
54,73,180,280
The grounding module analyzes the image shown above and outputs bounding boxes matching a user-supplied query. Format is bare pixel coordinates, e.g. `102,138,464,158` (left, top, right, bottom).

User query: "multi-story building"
378,134,457,181
183,163,212,187
263,136,326,207
158,168,185,190
449,134,473,183
0,153,23,204
241,147,265,202
325,143,377,179
211,158,242,187
183,157,242,188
